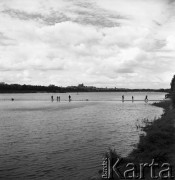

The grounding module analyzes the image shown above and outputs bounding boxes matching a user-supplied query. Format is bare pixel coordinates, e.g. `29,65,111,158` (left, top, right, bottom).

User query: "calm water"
0,92,165,180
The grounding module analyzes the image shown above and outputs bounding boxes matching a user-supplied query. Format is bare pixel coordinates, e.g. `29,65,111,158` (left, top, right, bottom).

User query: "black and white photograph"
0,0,175,179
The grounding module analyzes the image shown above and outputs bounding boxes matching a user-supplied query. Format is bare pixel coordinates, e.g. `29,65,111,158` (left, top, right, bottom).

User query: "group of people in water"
51,95,149,102
51,95,71,102
122,95,148,102
10,94,149,102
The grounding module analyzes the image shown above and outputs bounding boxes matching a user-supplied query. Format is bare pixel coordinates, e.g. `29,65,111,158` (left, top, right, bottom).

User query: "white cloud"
0,0,175,88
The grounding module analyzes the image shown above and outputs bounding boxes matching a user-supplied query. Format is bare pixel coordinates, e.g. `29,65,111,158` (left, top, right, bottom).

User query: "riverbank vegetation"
95,99,175,180
130,100,174,164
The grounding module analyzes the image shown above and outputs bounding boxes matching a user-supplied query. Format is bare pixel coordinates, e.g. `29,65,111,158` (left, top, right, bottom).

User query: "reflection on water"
0,92,164,180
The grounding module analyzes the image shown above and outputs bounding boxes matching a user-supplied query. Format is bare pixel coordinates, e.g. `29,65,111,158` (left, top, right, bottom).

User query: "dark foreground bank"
93,99,175,180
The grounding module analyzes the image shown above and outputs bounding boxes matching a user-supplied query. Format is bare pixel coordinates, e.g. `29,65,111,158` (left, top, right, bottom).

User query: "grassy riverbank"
129,100,174,164
94,99,175,180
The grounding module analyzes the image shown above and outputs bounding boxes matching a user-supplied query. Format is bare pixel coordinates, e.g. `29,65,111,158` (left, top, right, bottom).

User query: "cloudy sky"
0,0,175,88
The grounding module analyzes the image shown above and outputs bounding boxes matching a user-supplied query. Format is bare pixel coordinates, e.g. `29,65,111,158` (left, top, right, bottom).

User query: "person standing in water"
69,95,71,102
51,95,54,102
132,96,134,102
145,95,148,103
122,95,124,102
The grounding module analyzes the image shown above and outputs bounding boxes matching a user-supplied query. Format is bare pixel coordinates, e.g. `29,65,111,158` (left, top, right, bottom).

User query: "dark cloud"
32,66,64,71
0,67,24,72
73,1,127,27
153,20,162,26
116,68,134,74
74,10,120,27
0,32,15,46
0,62,64,72
1,0,127,28
168,0,175,4
2,9,70,25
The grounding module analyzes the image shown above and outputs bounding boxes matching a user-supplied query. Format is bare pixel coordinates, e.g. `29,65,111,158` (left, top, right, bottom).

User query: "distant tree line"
0,83,65,93
0,82,170,93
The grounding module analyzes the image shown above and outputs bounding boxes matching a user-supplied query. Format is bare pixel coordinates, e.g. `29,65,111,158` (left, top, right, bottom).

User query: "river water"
0,92,165,180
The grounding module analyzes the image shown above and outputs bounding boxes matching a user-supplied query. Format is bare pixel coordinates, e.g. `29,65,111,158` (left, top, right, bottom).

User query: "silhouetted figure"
69,95,71,102
51,95,54,102
56,96,60,102
122,95,124,102
132,96,134,102
145,95,148,103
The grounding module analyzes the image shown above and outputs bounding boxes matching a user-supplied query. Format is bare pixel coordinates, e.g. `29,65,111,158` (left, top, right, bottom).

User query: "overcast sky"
0,0,175,88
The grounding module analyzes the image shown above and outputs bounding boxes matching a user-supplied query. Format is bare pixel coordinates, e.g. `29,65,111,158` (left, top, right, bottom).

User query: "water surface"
0,92,165,180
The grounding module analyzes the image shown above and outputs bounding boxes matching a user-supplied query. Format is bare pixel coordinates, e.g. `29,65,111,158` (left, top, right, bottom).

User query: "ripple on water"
0,92,164,179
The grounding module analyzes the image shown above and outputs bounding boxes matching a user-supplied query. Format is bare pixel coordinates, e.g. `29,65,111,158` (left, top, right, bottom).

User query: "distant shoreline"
0,91,169,94
0,83,170,94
